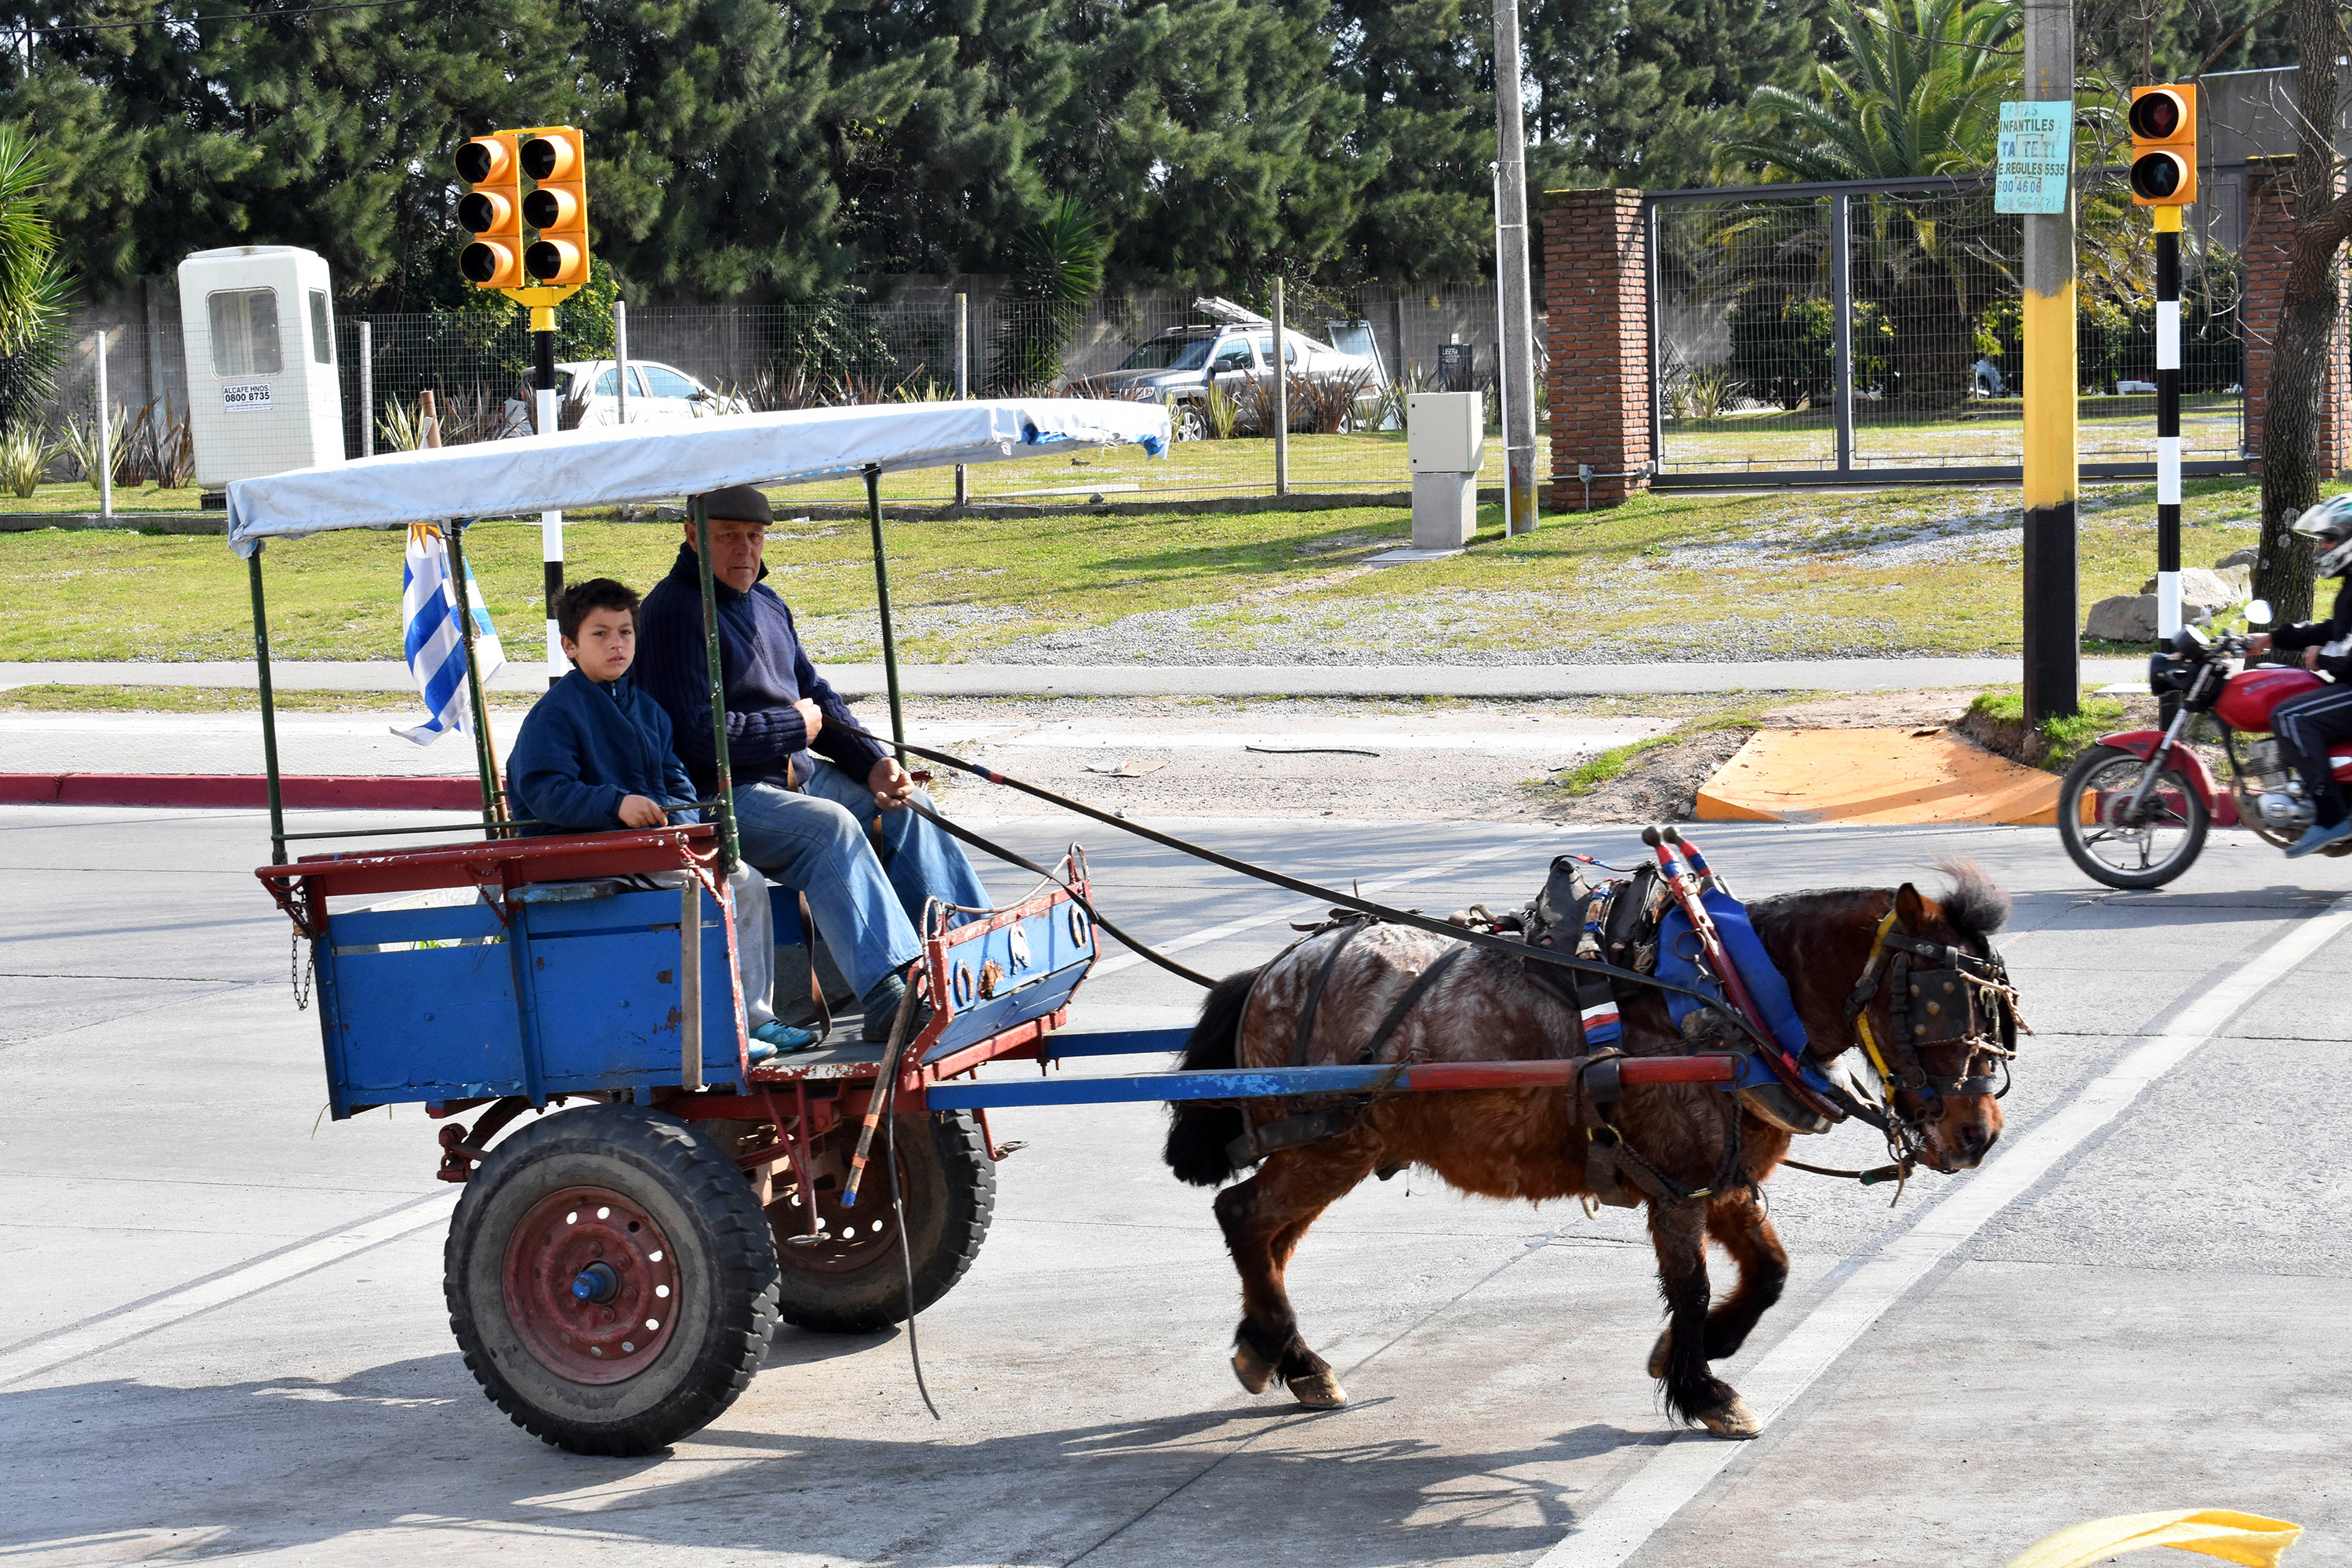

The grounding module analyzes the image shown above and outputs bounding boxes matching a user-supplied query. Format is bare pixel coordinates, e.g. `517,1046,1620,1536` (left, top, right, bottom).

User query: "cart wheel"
445,1103,780,1456
768,1111,994,1334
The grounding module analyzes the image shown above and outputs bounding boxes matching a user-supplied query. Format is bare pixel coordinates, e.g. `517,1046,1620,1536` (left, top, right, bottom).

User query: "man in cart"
637,484,993,1042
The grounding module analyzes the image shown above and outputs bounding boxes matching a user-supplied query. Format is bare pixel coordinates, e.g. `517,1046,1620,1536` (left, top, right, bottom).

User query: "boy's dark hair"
557,578,641,644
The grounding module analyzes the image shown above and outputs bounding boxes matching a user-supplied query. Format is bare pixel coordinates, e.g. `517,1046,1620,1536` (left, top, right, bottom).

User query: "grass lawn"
0,481,209,514
0,474,2306,665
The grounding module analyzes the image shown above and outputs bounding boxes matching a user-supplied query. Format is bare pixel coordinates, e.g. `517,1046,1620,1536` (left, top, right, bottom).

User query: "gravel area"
889,695,1686,822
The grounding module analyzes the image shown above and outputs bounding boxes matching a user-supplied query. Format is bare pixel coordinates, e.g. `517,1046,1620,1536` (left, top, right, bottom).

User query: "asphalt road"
3,804,2347,1566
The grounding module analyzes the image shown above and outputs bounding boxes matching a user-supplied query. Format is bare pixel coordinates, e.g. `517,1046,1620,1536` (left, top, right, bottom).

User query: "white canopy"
225,397,1171,556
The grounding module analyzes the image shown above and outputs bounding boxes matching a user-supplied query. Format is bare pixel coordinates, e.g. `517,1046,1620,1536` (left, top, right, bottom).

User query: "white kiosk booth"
178,245,344,487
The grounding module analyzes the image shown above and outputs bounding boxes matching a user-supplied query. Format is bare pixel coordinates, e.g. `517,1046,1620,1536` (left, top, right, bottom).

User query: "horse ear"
1894,882,1933,932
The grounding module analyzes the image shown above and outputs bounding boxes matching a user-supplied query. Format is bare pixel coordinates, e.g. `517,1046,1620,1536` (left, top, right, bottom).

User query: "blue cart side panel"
316,886,742,1116
924,899,1095,1062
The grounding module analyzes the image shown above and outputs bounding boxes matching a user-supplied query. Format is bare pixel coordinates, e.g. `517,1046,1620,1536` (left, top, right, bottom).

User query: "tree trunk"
2252,0,2352,625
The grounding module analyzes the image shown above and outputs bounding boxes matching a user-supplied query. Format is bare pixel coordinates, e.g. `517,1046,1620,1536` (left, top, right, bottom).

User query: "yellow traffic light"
2129,84,2197,206
456,133,524,289
519,127,590,286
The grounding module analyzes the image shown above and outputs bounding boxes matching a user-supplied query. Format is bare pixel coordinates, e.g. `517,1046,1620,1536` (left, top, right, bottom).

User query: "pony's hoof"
1697,1396,1761,1439
1232,1346,1277,1396
1646,1328,1671,1380
1287,1371,1348,1407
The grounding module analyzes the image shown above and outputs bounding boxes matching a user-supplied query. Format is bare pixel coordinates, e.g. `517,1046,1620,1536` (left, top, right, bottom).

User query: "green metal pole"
443,518,505,827
865,466,906,758
246,546,287,865
692,495,739,874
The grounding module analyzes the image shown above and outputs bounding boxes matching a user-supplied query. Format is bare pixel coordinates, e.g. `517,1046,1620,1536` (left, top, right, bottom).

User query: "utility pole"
2021,0,2079,723
1493,0,1539,534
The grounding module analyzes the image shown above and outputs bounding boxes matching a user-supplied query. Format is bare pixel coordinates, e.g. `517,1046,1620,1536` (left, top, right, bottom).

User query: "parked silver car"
1089,323,1376,439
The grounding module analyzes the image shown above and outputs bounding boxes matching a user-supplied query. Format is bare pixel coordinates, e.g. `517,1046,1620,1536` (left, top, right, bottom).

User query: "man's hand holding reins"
868,756,920,811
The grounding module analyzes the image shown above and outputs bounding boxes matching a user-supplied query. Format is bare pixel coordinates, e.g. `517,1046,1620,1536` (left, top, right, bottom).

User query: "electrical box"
178,245,344,488
1407,392,1484,473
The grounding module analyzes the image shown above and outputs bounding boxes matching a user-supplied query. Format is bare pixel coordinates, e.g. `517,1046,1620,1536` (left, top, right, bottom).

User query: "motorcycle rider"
2245,493,2352,856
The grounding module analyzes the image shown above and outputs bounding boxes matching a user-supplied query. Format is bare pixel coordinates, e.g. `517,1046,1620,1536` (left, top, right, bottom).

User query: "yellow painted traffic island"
1695,727,2061,826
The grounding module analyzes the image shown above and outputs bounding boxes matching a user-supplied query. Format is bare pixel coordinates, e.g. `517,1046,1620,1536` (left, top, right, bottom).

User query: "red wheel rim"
500,1185,681,1385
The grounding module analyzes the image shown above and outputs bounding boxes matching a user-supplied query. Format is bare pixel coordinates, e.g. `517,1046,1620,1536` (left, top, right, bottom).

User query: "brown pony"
1162,862,2014,1439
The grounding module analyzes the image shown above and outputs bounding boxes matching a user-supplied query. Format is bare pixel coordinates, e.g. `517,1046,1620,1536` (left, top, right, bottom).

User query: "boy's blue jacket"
507,668,699,835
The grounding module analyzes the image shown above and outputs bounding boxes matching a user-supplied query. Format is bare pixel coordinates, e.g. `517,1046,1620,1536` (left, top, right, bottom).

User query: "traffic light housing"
456,133,524,289
519,128,590,286
2129,84,2197,206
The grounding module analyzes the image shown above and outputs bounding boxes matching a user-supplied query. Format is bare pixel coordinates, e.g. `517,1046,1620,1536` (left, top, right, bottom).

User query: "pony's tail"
1163,968,1259,1187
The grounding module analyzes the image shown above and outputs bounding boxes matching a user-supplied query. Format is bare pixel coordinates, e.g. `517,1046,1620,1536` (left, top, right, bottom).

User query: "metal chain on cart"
290,926,313,1011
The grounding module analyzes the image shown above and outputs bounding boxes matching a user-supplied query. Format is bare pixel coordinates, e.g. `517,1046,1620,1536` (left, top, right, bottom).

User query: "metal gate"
1645,171,2251,488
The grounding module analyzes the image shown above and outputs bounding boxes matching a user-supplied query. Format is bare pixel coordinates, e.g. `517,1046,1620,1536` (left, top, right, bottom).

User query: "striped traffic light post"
457,124,591,685
2129,84,2196,643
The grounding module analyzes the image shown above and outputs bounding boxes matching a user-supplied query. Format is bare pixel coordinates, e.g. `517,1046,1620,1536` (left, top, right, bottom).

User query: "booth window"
208,289,283,377
309,290,333,365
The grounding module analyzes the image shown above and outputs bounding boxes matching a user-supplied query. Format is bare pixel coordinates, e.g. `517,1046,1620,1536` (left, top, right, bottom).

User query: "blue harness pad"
1654,888,1810,1058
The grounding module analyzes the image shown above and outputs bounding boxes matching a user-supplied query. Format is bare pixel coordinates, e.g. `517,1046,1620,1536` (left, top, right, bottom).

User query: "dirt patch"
1540,729,1755,825
1757,688,1980,730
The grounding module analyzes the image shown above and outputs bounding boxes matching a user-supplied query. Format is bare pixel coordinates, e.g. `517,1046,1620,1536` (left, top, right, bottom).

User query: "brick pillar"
1543,188,1650,508
2241,168,2349,476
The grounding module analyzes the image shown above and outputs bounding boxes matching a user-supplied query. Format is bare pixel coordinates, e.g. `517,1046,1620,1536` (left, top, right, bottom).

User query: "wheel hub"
501,1185,681,1385
770,1174,899,1273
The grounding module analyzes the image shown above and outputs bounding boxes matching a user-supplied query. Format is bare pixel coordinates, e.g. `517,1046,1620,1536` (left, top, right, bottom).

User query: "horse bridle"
1841,908,2023,1151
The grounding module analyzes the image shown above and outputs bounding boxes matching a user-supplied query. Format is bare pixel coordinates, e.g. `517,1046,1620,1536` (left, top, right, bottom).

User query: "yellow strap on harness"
1850,908,1900,1101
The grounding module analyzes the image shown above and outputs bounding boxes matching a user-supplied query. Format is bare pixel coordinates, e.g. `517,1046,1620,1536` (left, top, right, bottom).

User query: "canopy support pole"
691,494,740,875
247,546,286,865
865,465,906,759
444,519,506,829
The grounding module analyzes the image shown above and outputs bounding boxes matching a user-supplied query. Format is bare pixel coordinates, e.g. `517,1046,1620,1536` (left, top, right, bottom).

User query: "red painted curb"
0,773,485,811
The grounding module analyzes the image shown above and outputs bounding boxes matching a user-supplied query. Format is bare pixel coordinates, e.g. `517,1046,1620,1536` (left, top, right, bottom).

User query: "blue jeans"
728,759,992,998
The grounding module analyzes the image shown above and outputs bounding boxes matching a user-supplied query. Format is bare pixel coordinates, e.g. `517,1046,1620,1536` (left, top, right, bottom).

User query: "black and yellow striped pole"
2020,0,2078,724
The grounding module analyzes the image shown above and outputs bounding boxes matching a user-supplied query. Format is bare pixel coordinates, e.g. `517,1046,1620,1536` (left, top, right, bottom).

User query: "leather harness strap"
1292,916,1374,1065
1353,946,1470,1067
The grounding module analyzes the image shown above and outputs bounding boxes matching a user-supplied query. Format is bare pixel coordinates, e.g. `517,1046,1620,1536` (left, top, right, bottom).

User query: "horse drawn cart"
232,400,1771,1455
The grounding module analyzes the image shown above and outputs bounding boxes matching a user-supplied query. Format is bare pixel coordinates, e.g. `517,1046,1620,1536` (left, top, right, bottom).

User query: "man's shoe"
860,970,935,1043
748,1019,822,1062
2288,818,2352,858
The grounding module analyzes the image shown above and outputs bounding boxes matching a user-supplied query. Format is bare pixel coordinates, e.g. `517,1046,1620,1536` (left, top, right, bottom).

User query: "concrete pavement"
4,807,2349,1564
0,656,2151,699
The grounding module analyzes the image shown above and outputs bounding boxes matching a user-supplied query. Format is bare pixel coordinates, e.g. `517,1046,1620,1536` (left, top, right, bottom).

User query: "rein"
839,721,1791,1058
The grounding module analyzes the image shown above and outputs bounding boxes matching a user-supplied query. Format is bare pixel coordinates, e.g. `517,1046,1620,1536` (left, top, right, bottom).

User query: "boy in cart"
507,576,817,1061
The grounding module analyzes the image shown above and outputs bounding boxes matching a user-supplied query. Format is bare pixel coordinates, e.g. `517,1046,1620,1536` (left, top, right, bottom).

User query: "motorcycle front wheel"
2057,743,2209,889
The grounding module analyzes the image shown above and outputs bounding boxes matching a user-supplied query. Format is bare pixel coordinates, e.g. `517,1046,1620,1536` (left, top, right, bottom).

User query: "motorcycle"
2057,598,2352,888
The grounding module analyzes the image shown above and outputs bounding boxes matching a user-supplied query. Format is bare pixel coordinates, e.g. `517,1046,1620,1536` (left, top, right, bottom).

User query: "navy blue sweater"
507,668,700,835
637,543,885,795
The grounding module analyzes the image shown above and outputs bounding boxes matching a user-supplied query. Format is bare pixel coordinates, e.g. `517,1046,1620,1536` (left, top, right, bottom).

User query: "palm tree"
1713,0,2021,408
0,129,71,436
1719,0,2021,183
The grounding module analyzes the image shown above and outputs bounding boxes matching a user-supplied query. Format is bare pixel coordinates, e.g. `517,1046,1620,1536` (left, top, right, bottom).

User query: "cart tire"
445,1103,780,1456
770,1111,994,1334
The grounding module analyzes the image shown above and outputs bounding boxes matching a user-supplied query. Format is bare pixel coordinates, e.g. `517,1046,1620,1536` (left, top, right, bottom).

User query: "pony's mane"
1930,856,2010,942
1744,858,2009,943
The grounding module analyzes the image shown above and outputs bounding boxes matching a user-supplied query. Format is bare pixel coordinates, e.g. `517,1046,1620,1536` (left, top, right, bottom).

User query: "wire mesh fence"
1650,173,2249,480
33,284,1546,513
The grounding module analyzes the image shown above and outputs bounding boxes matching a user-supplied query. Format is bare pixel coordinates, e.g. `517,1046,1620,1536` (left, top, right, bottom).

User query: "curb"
0,773,483,811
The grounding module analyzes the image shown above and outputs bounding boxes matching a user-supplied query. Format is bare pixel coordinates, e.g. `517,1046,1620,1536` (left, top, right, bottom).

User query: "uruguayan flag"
394,522,505,746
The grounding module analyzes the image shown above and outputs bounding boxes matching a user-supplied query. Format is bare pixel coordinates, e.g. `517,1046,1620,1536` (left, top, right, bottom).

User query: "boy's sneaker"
2287,818,2352,858
859,968,935,1043
748,1020,822,1062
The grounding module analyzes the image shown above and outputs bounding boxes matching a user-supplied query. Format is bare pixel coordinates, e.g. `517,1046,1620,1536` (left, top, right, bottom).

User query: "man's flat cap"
693,485,773,524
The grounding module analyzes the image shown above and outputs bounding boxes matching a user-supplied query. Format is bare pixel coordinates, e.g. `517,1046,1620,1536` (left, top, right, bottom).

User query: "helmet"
2292,495,2352,577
